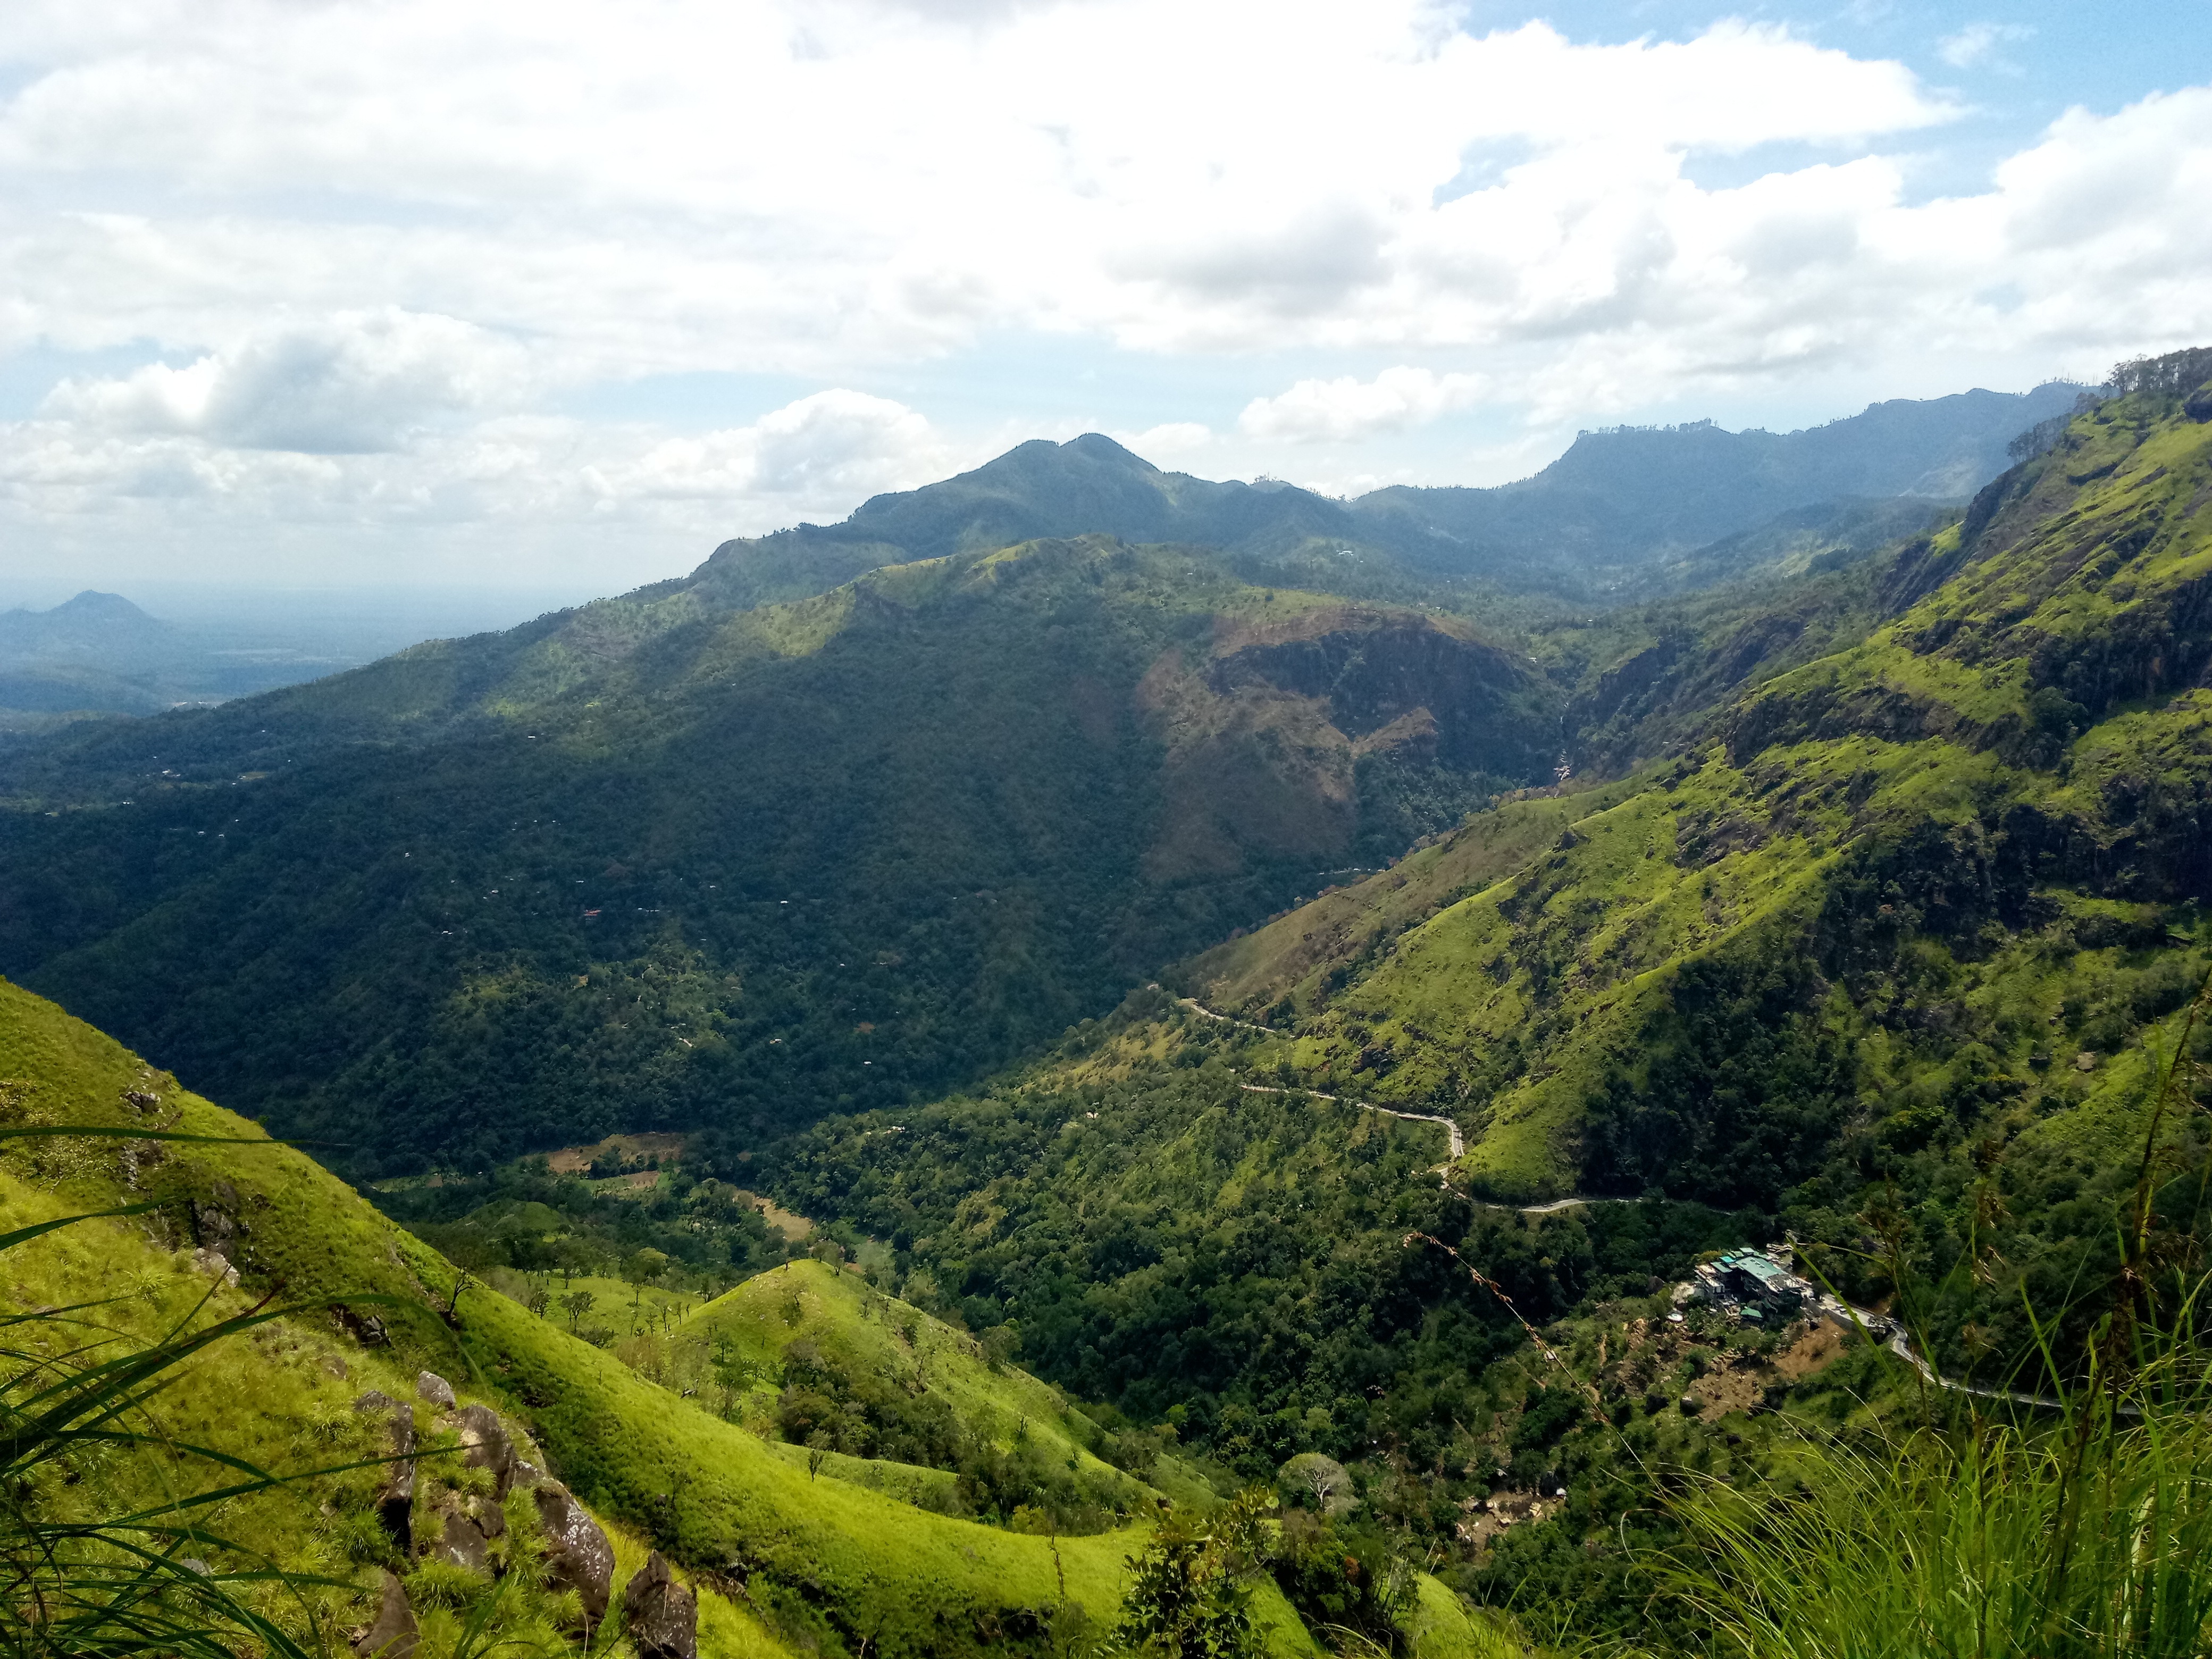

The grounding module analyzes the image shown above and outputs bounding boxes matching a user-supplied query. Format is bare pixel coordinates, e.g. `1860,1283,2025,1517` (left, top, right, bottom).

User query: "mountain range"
698,382,2081,609
5,355,2211,1657
0,379,2094,1175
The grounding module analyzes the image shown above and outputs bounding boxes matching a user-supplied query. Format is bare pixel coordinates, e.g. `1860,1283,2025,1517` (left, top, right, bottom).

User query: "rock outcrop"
457,1402,514,1494
621,1552,698,1659
433,1506,490,1575
415,1371,456,1409
533,1481,615,1630
353,1571,418,1659
353,1390,416,1553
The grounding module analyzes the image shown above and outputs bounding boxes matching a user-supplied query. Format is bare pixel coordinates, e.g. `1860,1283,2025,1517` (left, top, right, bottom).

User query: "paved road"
1233,1081,1465,1160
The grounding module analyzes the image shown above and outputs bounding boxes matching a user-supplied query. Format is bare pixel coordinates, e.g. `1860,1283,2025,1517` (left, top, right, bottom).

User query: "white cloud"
0,1,2202,586
0,390,960,545
1112,422,1213,459
0,5,1962,374
44,309,526,453
1938,22,2035,71
1239,368,1489,443
618,390,952,508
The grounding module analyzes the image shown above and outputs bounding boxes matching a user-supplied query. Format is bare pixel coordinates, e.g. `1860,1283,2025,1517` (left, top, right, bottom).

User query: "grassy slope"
1163,389,2212,1202
1179,777,1650,1018
675,1258,1174,1507
0,976,1370,1659
0,981,800,1659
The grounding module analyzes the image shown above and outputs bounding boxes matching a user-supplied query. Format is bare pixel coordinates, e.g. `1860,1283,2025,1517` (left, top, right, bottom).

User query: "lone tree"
625,1247,673,1312
563,1288,596,1331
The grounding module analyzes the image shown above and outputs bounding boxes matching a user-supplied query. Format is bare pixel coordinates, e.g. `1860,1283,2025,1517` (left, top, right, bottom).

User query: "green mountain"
744,354,2212,1635
0,975,1518,1659
0,374,2088,1181
1177,356,2212,1213
0,538,1559,1175
10,357,2210,1657
703,391,2082,610
695,434,1367,611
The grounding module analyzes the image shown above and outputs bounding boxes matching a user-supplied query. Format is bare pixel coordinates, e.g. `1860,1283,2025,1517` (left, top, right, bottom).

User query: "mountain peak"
54,590,160,622
0,589,173,662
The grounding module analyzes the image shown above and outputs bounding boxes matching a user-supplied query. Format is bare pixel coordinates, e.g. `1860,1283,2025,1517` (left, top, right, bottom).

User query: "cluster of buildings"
1673,1245,1859,1328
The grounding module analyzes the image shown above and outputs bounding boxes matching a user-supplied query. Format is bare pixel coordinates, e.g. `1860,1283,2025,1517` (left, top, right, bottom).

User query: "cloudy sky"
2,0,2208,605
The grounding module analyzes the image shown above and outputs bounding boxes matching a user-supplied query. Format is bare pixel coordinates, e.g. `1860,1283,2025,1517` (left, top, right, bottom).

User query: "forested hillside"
747,357,2212,1642
0,540,1558,1173
8,361,2210,1658
0,377,2109,1179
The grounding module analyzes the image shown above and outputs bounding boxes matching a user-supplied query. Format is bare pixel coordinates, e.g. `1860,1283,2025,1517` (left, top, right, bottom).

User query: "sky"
1,0,2209,608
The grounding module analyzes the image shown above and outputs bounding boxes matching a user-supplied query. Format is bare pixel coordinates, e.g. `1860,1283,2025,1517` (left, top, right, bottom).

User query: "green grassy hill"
2,973,1526,1659
666,1259,1221,1514
1173,368,2212,1209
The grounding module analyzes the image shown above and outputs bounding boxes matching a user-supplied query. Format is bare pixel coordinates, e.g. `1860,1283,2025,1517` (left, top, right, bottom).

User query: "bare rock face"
533,1481,615,1630
433,1506,490,1574
621,1552,698,1659
191,1179,244,1261
457,1403,514,1494
331,1304,390,1346
355,1392,417,1552
353,1571,418,1659
416,1371,457,1409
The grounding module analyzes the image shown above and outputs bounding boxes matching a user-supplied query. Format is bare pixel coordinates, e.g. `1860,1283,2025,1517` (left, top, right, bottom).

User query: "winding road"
1175,993,2113,1413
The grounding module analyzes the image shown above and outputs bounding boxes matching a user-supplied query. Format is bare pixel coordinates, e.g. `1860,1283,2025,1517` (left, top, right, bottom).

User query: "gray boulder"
416,1372,456,1409
353,1571,418,1659
534,1481,615,1630
354,1393,416,1552
192,1180,243,1260
457,1403,514,1495
622,1552,698,1659
433,1507,490,1575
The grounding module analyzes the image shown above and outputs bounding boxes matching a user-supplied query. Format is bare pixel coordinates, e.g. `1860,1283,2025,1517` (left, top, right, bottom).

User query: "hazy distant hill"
0,591,187,718
0,589,408,726
1350,383,2084,583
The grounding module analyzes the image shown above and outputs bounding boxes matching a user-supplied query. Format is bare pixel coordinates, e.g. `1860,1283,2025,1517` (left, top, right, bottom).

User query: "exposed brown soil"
727,1188,815,1242
1686,1361,1767,1421
545,1131,689,1174
1774,1319,1849,1380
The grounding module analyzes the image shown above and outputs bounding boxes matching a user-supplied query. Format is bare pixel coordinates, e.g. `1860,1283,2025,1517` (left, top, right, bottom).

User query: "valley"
5,358,2211,1658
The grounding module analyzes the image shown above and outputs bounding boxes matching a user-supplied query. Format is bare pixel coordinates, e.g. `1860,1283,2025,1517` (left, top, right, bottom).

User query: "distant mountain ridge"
686,433,1363,611
0,373,2092,1171
2,382,2080,730
1351,382,2088,580
698,383,2083,608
